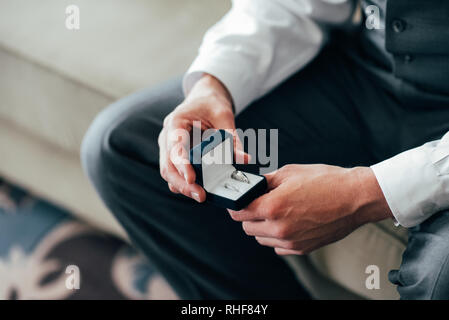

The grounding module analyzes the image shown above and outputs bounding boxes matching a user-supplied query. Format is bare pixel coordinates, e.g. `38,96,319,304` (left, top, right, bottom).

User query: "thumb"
231,131,251,165
212,110,250,164
264,169,284,191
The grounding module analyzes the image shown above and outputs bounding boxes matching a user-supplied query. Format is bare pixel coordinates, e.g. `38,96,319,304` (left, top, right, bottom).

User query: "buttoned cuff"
371,140,449,228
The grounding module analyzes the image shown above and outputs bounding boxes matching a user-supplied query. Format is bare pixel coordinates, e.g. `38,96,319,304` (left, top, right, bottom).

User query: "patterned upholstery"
0,178,177,299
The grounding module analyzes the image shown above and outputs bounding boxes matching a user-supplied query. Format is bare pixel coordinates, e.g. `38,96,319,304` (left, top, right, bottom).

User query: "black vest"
360,0,449,95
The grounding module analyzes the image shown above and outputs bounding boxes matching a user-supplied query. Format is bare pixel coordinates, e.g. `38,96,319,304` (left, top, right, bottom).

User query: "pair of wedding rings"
224,170,250,192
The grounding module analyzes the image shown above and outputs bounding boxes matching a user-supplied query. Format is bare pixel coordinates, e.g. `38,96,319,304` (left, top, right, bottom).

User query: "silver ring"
224,182,240,192
231,170,250,184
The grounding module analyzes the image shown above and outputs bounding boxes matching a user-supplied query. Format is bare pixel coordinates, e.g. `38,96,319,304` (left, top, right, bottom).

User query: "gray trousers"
82,40,449,299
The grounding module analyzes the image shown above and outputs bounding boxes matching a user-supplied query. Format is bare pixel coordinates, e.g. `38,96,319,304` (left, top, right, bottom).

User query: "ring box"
190,129,267,210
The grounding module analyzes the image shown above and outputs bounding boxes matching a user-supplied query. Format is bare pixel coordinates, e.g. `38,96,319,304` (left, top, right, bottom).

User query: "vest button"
392,19,406,33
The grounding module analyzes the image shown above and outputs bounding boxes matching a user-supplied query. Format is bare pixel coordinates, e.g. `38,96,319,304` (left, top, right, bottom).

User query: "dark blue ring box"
189,129,267,210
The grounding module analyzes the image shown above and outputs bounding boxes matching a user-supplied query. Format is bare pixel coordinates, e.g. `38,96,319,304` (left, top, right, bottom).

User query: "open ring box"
190,129,267,210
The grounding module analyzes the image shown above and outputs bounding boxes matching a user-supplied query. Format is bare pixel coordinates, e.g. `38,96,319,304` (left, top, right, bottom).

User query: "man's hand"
159,74,249,202
228,164,393,255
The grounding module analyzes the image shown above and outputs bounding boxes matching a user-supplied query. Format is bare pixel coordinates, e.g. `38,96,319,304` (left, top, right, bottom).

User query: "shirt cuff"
371,140,448,228
183,50,260,115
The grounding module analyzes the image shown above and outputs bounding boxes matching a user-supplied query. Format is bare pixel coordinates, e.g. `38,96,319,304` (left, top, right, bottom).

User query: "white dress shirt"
183,0,449,228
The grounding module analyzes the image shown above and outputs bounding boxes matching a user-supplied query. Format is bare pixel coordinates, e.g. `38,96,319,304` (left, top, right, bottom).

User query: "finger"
168,183,179,194
242,220,277,237
230,129,244,153
230,182,287,221
160,130,186,187
208,108,250,164
160,130,205,201
166,161,206,202
159,129,170,181
229,129,251,165
210,106,236,133
234,148,251,165
228,192,277,221
169,142,196,184
264,170,284,191
166,127,196,184
228,208,261,222
274,248,305,256
276,236,335,255
255,236,296,250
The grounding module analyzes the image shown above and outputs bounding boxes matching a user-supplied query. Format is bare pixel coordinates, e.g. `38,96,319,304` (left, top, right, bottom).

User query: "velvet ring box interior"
190,129,267,210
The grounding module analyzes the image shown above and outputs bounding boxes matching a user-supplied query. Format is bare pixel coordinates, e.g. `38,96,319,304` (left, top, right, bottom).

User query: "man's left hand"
228,164,393,255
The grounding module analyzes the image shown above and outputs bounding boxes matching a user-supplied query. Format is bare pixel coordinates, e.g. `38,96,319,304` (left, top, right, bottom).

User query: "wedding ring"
231,170,250,184
224,182,240,192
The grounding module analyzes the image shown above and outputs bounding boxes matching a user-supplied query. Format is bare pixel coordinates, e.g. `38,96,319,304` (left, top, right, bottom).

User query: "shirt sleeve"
183,0,355,114
371,131,449,228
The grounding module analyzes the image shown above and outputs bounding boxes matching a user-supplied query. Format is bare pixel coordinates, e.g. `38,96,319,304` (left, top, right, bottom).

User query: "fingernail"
191,192,200,202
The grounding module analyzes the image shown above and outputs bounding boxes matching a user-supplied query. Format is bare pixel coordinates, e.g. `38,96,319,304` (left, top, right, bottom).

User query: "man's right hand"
158,74,249,202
